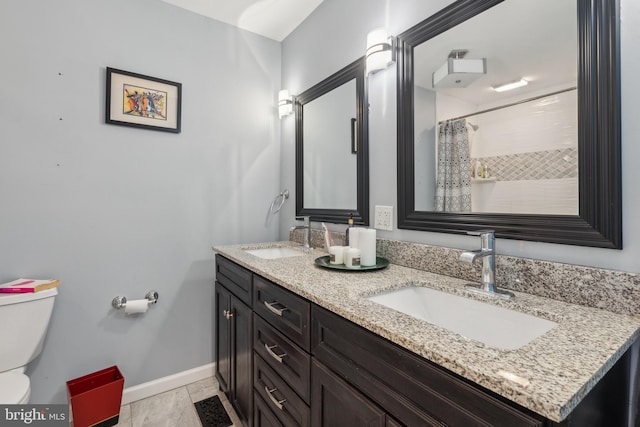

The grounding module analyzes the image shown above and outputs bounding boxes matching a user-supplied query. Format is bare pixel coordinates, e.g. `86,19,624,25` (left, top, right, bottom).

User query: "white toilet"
0,288,57,404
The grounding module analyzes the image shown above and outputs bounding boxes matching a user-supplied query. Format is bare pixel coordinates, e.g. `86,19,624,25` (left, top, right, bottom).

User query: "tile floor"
112,377,242,427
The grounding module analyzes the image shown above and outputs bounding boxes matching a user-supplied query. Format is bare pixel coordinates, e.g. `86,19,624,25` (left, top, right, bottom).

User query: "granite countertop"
213,241,640,422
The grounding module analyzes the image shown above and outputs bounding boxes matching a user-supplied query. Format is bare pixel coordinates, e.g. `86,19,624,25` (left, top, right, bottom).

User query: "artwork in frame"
105,67,182,133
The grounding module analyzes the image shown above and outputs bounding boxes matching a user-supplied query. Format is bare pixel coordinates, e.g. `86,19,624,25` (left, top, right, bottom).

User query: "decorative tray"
314,256,390,271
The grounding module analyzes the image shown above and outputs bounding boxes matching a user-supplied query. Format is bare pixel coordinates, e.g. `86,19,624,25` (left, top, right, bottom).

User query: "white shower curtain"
434,119,472,212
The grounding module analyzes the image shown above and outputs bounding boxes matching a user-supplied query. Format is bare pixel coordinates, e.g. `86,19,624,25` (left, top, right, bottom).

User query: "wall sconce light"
278,89,293,118
366,28,395,75
492,78,528,92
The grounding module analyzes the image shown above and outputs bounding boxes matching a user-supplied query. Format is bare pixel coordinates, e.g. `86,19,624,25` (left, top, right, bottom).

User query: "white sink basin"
367,285,557,350
244,247,305,260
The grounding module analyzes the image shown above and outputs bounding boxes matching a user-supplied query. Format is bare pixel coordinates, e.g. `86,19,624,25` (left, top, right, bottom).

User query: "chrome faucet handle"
462,230,514,299
467,230,495,251
293,216,311,250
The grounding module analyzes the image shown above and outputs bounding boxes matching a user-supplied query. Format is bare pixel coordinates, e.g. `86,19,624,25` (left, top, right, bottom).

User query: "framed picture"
106,67,182,133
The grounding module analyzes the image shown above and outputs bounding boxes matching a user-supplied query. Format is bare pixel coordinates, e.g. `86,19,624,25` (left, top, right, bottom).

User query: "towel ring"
269,189,289,214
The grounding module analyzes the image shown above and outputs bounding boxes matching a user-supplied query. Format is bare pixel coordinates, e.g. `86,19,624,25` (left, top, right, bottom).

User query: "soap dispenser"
345,215,355,246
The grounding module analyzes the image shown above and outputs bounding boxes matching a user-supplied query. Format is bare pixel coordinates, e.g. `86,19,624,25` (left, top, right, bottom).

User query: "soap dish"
314,256,390,272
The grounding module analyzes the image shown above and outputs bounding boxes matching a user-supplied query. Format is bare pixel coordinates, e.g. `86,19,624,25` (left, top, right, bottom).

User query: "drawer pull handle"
265,343,287,363
264,386,286,410
223,309,234,320
264,300,288,316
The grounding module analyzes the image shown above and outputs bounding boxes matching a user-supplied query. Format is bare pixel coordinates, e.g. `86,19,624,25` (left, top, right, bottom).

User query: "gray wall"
0,0,281,403
280,0,640,274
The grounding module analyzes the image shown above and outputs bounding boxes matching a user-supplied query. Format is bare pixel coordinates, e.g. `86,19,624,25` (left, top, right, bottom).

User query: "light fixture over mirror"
366,28,395,75
396,0,621,248
278,89,293,118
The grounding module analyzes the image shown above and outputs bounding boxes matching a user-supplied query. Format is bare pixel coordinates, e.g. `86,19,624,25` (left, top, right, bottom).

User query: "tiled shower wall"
471,148,578,214
441,88,578,214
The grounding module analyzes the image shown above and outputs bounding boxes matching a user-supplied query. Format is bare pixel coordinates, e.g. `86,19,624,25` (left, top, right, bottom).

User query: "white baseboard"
121,363,216,405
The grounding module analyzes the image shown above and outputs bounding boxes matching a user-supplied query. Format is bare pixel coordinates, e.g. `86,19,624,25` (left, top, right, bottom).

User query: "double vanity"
213,240,640,426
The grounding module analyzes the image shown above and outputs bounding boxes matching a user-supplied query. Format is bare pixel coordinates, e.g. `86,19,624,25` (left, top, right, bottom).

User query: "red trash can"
66,365,124,427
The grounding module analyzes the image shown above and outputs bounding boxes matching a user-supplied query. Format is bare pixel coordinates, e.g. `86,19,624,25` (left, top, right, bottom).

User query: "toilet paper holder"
112,291,159,310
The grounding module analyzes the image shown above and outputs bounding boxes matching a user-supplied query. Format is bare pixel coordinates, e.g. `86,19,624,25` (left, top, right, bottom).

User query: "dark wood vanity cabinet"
216,257,632,427
215,256,544,426
215,255,253,427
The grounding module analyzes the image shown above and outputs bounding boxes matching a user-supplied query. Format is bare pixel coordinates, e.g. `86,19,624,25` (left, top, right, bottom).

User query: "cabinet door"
231,294,253,427
311,360,385,427
215,282,231,393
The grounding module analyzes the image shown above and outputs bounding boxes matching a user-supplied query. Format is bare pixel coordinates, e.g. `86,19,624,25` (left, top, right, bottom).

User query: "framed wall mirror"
296,57,369,225
397,0,621,248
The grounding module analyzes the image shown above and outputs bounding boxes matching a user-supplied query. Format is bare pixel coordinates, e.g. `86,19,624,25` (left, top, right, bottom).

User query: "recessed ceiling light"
492,79,528,92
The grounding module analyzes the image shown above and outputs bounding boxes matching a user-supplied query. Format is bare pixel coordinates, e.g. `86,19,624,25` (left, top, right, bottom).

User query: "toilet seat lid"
0,372,29,404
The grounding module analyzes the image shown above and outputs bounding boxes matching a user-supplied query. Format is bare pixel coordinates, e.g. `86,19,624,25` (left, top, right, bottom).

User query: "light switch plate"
374,205,393,231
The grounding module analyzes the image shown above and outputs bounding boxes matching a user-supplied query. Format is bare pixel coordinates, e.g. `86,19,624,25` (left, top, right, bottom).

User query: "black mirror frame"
295,57,370,225
397,0,621,248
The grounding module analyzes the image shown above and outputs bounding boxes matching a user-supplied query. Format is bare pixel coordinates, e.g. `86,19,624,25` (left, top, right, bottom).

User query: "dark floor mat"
194,395,233,427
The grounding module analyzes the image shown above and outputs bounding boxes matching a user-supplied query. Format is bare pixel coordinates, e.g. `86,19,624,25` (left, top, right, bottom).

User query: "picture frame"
105,67,182,133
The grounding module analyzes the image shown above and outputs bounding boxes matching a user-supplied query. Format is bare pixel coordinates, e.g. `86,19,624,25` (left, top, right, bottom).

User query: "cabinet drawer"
312,305,544,427
254,353,310,427
253,276,310,352
254,315,311,404
254,392,284,427
216,254,253,306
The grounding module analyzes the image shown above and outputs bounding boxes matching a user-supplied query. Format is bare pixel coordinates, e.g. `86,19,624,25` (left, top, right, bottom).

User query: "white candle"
345,248,361,269
349,227,361,249
359,228,377,266
329,246,345,264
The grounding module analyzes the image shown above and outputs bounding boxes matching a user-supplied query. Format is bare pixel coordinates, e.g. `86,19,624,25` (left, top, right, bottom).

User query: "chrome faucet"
290,216,311,250
459,230,514,299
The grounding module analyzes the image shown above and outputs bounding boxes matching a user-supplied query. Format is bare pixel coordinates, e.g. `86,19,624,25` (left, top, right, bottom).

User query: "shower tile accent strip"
291,230,640,316
473,147,578,181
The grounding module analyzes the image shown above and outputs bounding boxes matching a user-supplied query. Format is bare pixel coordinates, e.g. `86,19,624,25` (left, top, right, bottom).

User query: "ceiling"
161,0,324,41
414,0,577,107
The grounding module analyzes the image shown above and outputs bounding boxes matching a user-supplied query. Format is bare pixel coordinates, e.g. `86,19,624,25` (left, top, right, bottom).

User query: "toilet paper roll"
125,299,149,314
359,228,377,267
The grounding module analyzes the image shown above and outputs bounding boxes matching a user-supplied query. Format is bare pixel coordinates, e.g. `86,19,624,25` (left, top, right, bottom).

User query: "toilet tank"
0,288,57,373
